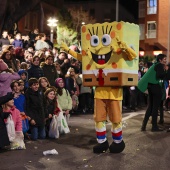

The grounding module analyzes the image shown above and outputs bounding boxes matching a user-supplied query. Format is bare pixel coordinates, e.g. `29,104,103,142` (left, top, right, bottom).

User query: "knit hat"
0,59,8,72
55,78,64,87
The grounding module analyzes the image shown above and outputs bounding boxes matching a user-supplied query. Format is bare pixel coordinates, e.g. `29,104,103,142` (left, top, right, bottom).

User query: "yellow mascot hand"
60,42,82,62
60,42,70,52
116,37,137,60
116,37,128,51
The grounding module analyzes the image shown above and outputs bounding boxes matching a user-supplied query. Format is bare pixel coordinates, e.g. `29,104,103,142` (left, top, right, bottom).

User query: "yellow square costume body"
61,21,139,153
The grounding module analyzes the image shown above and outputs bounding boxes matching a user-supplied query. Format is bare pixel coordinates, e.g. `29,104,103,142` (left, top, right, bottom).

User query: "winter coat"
138,62,169,93
12,39,23,48
0,72,20,97
3,106,22,132
42,64,58,86
46,100,55,128
0,92,13,147
57,88,72,111
65,77,77,96
0,38,10,51
25,88,47,127
27,64,44,80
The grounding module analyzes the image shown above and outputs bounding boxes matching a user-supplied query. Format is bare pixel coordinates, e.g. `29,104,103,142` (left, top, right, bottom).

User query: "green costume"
138,63,165,99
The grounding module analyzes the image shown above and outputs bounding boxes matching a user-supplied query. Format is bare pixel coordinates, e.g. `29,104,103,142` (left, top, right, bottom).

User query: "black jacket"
42,64,58,86
27,64,44,80
25,88,47,127
46,100,55,129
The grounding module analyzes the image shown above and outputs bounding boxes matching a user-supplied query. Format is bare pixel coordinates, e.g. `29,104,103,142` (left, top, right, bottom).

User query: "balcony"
147,30,156,39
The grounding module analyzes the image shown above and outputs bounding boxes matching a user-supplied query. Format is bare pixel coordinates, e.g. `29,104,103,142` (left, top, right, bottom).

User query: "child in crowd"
12,33,23,48
18,69,29,90
65,67,79,96
10,81,26,116
55,78,72,121
18,80,25,94
24,51,33,69
25,78,47,140
0,92,14,149
39,77,50,93
0,59,20,97
3,99,23,136
10,80,30,135
20,62,28,70
44,87,58,136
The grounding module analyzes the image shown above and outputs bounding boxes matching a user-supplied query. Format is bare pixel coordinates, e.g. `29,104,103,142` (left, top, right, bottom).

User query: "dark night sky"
119,0,139,19
64,0,139,19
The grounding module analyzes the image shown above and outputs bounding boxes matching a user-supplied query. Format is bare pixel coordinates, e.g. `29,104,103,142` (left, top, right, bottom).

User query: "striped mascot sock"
111,122,123,144
95,121,107,143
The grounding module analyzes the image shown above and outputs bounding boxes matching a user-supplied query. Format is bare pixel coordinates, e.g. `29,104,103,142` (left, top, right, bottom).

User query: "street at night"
1,109,170,170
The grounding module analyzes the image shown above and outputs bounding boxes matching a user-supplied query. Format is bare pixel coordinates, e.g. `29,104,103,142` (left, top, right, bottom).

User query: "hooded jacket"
0,72,20,97
18,69,29,89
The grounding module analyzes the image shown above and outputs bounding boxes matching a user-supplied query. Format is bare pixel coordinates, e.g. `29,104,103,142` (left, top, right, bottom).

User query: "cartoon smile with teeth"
60,21,139,154
80,21,139,87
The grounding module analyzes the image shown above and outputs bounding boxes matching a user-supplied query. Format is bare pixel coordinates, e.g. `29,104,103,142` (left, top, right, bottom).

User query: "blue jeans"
31,126,46,140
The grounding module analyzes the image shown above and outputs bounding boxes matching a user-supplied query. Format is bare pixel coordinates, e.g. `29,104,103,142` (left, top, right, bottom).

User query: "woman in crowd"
27,55,44,80
1,50,18,72
39,77,50,93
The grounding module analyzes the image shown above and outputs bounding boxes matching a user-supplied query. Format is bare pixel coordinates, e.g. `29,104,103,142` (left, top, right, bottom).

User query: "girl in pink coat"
3,99,22,132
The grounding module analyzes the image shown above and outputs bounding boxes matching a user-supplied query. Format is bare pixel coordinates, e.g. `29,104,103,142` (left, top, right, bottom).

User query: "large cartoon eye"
102,34,111,46
90,35,99,47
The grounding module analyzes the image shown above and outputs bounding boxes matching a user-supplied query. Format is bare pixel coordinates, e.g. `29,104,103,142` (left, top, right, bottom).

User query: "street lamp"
47,18,58,43
116,0,119,21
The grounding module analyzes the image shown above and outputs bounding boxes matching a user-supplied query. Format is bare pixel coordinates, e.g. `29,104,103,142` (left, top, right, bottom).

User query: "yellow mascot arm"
60,42,82,62
116,37,137,61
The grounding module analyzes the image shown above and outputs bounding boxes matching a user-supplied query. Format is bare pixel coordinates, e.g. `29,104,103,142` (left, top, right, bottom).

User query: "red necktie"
98,69,104,86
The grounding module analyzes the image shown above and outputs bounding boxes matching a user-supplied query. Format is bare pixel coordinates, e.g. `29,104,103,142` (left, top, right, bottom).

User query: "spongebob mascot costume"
61,21,139,153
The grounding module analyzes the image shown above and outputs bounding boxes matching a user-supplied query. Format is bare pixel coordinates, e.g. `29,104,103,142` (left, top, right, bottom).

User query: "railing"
147,30,156,38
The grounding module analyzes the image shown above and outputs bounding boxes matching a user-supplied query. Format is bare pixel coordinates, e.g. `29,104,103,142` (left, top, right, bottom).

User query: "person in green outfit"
138,54,170,132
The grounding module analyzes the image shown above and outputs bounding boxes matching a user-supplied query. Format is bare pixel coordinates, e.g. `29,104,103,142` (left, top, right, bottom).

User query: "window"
147,0,157,14
139,1,146,18
139,24,145,40
147,22,156,38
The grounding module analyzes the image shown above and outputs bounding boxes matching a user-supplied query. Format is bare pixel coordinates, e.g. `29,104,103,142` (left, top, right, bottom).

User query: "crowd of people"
1,28,170,150
0,29,95,149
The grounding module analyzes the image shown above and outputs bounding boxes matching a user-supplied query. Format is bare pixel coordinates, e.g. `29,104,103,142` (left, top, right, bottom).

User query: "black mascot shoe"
109,140,125,153
93,140,109,153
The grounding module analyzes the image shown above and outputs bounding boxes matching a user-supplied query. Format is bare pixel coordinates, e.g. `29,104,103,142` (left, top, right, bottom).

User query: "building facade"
139,0,170,60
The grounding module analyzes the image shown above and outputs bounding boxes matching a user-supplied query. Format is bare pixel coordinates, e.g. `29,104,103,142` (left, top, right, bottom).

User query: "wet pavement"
1,108,170,170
